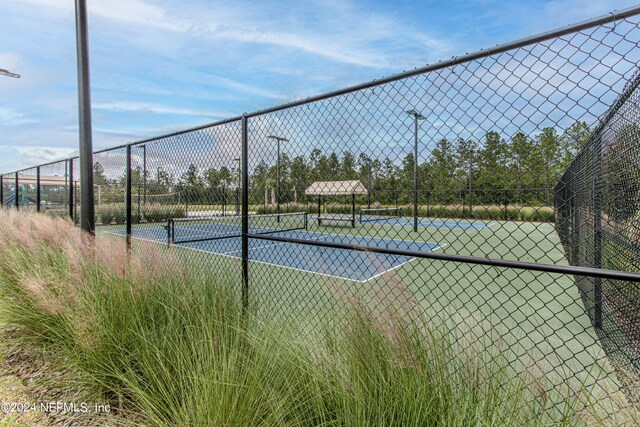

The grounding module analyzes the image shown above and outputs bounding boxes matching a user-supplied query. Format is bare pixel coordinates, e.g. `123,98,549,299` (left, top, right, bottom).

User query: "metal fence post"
413,117,419,233
36,166,41,212
68,159,74,220
0,175,3,208
241,115,249,311
14,172,18,210
593,141,603,329
126,145,132,249
137,182,141,223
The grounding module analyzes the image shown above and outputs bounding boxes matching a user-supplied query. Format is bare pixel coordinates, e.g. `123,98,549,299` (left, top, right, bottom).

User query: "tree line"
93,122,591,207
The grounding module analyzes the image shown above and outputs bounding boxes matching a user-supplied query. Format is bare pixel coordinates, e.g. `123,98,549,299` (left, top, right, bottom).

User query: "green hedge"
255,203,554,222
96,204,186,225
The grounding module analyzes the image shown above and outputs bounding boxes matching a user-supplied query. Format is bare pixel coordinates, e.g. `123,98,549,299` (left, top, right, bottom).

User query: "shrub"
114,210,126,225
143,205,186,223
98,209,114,225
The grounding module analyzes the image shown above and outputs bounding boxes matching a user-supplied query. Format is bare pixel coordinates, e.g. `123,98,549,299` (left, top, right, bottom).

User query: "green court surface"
102,215,617,406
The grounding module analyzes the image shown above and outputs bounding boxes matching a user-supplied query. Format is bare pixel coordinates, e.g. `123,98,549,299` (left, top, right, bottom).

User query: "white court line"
104,229,362,282
223,240,287,255
105,229,446,283
365,217,494,231
361,243,447,283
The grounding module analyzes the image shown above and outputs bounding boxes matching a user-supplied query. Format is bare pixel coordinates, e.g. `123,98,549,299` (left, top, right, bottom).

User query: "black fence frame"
1,6,639,308
0,6,640,312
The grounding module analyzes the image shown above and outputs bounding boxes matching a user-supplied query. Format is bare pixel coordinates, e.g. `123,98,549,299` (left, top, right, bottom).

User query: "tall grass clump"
0,210,619,425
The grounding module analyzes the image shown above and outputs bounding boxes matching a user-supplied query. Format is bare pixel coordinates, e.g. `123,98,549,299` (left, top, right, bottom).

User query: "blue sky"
0,0,637,172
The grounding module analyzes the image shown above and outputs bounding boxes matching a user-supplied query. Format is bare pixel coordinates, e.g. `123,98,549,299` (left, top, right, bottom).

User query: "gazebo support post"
351,194,355,227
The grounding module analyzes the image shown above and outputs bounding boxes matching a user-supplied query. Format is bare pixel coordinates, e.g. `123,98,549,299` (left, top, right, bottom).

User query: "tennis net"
359,207,403,222
167,212,308,244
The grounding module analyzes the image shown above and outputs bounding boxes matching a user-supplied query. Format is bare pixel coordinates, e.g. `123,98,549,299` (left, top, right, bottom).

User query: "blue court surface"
312,214,493,230
109,225,444,282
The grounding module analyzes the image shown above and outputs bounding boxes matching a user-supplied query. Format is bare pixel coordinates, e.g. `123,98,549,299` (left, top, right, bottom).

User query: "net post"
241,115,249,312
36,166,41,212
125,145,132,250
68,159,74,220
14,172,18,210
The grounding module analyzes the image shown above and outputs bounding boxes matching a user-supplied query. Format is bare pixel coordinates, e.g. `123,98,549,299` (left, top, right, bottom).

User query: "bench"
317,216,355,227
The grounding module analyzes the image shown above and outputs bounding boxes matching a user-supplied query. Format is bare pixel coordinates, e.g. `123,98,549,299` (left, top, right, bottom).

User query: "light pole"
75,0,95,234
0,69,20,79
406,110,425,233
267,135,288,222
235,158,241,215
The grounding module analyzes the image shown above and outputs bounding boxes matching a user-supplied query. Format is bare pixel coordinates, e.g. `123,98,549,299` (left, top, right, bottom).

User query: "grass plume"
0,211,626,425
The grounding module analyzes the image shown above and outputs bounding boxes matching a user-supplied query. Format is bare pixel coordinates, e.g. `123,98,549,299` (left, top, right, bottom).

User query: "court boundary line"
104,228,444,283
312,214,495,230
363,243,447,283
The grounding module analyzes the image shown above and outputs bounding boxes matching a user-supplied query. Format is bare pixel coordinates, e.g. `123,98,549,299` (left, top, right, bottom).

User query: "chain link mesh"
2,10,640,422
556,69,640,404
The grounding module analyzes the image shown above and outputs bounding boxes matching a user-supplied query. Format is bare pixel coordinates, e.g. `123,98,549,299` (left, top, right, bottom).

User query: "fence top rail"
250,233,640,283
2,5,640,176
9,156,80,175
124,116,244,150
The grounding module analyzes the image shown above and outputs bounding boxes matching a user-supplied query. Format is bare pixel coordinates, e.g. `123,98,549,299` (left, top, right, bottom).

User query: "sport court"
111,212,445,282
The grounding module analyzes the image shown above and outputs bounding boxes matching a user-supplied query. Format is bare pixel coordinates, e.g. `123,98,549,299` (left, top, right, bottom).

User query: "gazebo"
305,180,368,227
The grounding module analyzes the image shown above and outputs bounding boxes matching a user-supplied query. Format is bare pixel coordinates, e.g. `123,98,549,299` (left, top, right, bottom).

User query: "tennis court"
110,212,444,282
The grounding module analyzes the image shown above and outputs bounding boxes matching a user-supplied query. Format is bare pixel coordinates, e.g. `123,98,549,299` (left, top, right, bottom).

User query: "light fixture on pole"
405,109,425,233
267,135,289,222
0,69,20,79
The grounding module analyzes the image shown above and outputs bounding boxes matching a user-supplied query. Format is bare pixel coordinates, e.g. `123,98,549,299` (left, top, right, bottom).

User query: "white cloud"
0,52,21,70
207,75,284,99
17,0,451,69
209,27,388,68
20,0,190,32
0,108,37,126
0,145,76,172
93,102,231,119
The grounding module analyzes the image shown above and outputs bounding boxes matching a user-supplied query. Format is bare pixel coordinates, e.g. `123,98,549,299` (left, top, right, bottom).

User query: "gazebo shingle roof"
305,180,368,196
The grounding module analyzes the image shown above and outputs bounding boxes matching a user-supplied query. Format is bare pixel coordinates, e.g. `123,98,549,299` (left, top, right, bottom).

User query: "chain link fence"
3,6,640,422
556,68,640,404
